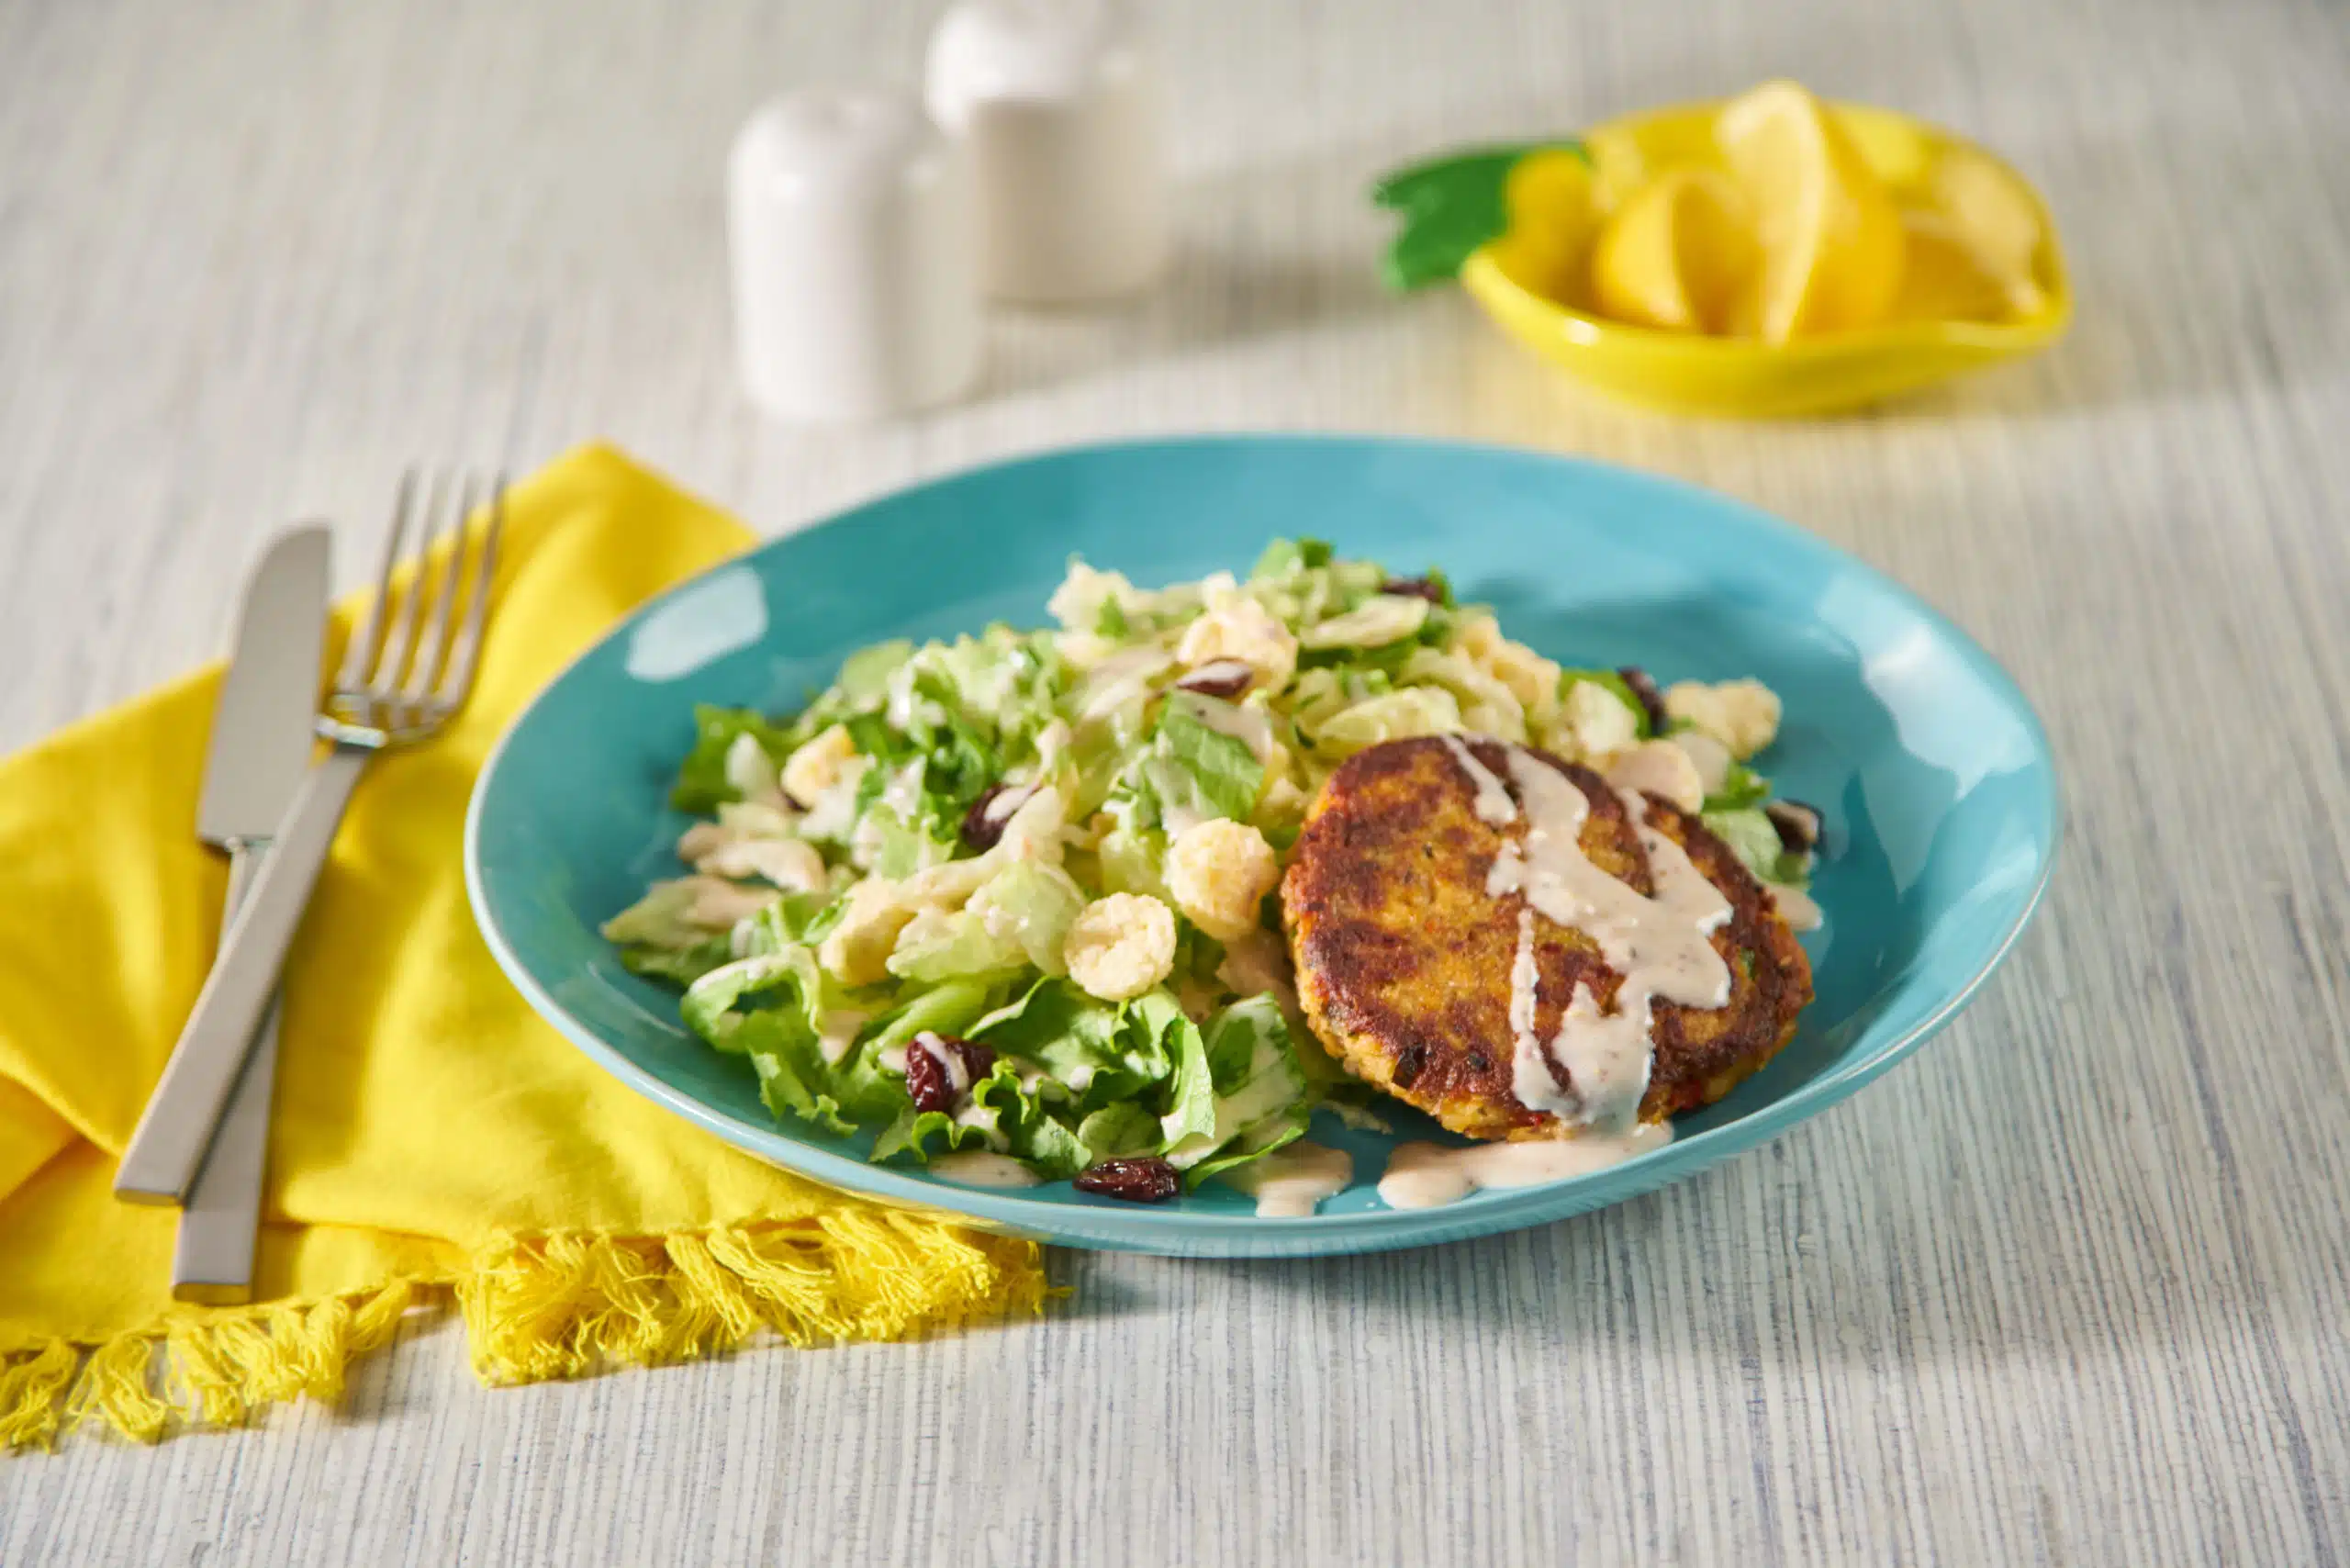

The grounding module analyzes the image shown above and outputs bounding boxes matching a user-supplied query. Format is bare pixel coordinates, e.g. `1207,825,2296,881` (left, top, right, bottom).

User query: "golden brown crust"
1281,735,1812,1140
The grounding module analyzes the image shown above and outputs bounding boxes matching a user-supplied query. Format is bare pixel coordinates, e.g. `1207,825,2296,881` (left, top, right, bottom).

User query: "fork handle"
115,745,370,1205
170,840,279,1302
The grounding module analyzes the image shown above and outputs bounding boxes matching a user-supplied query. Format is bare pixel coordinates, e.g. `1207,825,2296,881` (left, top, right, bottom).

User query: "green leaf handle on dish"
1371,140,1586,291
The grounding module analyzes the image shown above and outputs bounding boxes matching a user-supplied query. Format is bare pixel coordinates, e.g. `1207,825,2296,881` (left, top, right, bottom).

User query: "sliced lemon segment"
1891,209,2013,323
1925,146,2047,314
1588,166,1758,333
1716,80,1905,342
1488,149,1597,303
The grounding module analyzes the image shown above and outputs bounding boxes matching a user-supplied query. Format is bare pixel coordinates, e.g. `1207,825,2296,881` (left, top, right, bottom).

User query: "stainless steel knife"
164,524,331,1301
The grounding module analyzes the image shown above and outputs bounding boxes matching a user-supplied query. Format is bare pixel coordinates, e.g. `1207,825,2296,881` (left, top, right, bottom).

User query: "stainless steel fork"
115,471,504,1206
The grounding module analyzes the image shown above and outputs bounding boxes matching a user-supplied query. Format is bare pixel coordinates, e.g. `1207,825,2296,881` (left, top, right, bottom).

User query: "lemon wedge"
1716,80,1905,341
1588,166,1758,333
1925,146,2046,314
1891,209,2014,322
1488,149,1597,302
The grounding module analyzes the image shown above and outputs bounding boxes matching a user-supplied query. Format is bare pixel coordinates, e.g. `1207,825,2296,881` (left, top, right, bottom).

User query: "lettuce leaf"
1312,686,1463,756
1075,1101,1160,1159
673,705,795,813
1559,669,1651,740
685,947,904,1134
1157,992,1221,1152
971,979,1171,1107
1145,698,1265,827
869,1057,1093,1179
1701,806,1808,887
617,935,733,987
1703,761,1771,813
868,980,997,1058
1251,538,1333,578
1161,995,1314,1178
965,859,1086,974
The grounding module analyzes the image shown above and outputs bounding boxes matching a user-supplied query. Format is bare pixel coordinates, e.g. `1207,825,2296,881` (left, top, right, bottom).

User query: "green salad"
604,541,1813,1193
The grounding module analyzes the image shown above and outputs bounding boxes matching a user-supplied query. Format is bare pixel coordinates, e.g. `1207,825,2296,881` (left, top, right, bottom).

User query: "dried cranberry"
1381,577,1446,603
945,1036,995,1082
902,1037,952,1113
1765,800,1823,854
1617,666,1669,735
1073,1157,1181,1203
905,1033,995,1114
959,783,1034,850
1174,659,1255,700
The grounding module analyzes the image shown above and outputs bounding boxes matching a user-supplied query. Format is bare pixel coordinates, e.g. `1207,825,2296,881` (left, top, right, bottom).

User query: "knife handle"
115,745,369,1206
171,841,279,1303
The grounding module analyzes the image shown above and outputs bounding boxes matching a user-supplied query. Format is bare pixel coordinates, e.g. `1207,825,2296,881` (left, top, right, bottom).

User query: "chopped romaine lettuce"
1312,686,1463,755
617,541,1808,1191
1702,760,1772,812
673,705,796,812
1701,806,1808,887
1558,669,1651,740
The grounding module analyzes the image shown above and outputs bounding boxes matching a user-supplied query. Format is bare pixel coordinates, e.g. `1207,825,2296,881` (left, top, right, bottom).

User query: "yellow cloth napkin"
0,445,1046,1448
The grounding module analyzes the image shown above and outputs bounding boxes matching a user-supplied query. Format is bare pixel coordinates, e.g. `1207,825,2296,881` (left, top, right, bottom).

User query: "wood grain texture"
3,0,2346,1562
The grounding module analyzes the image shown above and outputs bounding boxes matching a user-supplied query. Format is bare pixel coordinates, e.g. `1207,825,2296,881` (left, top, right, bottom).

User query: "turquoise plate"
465,436,2058,1258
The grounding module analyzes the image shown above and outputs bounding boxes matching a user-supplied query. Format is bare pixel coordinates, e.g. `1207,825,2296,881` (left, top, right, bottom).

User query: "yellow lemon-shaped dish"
1461,98,2071,417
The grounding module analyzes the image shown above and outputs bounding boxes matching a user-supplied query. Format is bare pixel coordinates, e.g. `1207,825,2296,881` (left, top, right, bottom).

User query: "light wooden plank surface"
4,0,2346,1562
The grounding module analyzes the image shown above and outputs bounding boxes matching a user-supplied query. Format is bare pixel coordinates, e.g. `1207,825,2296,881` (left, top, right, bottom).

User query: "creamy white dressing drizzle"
1181,692,1279,762
1376,1123,1673,1210
817,1007,874,1066
1221,1141,1353,1217
1181,657,1257,693
982,782,1035,823
928,1151,1041,1189
1438,734,1517,825
1445,741,1735,1133
950,1103,1007,1149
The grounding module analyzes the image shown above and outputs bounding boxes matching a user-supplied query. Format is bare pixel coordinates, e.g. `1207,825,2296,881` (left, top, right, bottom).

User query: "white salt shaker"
925,0,1170,303
727,89,981,421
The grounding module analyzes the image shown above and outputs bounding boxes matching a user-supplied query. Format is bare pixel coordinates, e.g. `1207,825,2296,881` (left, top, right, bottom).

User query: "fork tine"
435,475,503,706
369,469,454,697
339,471,418,690
400,471,478,700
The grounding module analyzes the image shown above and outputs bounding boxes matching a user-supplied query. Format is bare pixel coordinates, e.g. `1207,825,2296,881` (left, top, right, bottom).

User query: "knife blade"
162,524,330,1300
196,527,333,851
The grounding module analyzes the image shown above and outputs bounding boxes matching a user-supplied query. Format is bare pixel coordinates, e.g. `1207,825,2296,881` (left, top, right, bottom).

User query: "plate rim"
464,432,2061,1254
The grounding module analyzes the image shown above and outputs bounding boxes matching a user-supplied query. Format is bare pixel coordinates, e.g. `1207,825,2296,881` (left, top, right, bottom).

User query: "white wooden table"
6,0,2346,1562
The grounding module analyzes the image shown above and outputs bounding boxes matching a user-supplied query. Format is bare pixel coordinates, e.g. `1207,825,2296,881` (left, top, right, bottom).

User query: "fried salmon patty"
1281,735,1812,1140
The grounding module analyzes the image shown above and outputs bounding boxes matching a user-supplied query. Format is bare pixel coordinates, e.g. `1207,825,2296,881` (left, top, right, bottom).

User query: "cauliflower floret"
781,724,861,808
1453,612,1562,716
1062,892,1178,1002
1176,584,1298,693
1163,819,1281,942
1552,679,1641,762
1605,738,1706,813
1664,678,1781,760
818,878,920,986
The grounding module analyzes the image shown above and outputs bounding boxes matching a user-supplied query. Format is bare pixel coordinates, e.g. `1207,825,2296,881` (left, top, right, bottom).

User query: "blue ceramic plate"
466,436,2057,1258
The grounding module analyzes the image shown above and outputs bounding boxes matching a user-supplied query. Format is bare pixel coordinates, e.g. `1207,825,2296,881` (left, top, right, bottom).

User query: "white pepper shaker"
924,0,1170,304
727,89,981,421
